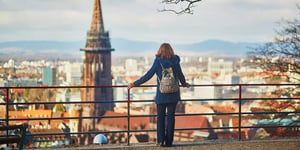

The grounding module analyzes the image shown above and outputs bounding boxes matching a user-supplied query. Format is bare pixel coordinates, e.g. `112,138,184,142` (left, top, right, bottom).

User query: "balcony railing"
0,84,300,148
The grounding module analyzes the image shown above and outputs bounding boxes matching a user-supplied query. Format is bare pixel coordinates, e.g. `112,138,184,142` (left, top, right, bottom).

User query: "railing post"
5,87,9,127
5,87,9,141
127,88,131,145
238,85,242,140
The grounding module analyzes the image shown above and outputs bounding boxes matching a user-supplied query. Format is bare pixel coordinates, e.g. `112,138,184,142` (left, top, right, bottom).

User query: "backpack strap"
159,62,164,69
158,62,164,83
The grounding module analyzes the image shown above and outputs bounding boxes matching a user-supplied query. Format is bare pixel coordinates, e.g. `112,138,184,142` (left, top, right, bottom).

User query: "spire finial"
90,0,104,32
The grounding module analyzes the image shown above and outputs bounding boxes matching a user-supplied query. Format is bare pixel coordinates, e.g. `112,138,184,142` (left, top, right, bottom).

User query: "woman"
128,43,190,147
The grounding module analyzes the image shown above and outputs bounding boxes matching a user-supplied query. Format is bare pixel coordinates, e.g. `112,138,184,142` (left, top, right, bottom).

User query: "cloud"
0,10,88,28
0,0,91,11
101,0,299,43
0,0,299,43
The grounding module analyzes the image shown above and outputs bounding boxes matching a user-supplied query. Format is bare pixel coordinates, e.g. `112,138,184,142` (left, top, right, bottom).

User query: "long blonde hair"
155,43,176,59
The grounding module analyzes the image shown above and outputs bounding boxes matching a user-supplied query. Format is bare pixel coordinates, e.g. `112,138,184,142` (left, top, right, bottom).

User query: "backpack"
158,63,179,93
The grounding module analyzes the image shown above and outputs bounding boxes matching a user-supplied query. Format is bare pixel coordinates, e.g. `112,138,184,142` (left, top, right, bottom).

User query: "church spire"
81,0,113,52
90,0,105,32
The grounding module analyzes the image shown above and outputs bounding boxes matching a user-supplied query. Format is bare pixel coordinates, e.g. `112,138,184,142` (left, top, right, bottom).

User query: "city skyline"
1,1,299,148
0,0,298,44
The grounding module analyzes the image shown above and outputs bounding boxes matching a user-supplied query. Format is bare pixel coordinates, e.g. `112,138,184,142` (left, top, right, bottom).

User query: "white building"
0,79,8,87
207,59,233,75
113,77,127,107
193,78,216,105
238,66,263,73
65,62,82,85
125,59,140,76
112,65,125,76
3,59,15,68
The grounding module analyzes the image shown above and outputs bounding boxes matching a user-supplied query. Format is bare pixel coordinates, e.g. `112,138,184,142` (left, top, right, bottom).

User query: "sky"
0,0,299,44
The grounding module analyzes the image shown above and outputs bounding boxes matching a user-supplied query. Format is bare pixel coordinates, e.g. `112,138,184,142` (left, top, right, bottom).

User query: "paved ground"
25,138,300,150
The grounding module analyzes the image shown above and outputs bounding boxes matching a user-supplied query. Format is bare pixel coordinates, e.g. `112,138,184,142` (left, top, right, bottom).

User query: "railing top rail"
0,83,299,89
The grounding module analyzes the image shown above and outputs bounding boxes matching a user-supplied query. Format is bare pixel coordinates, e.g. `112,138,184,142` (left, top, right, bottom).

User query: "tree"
159,0,203,14
54,103,66,112
24,89,30,99
253,89,300,122
26,89,43,102
247,7,300,82
247,7,300,138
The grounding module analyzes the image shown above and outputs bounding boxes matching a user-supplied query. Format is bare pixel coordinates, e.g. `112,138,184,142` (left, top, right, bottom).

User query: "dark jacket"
133,55,187,104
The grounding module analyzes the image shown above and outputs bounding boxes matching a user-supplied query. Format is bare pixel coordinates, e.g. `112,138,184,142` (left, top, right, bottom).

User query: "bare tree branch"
248,16,300,82
159,0,203,14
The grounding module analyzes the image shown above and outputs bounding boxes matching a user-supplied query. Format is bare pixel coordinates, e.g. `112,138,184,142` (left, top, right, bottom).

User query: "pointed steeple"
90,0,105,32
80,0,114,52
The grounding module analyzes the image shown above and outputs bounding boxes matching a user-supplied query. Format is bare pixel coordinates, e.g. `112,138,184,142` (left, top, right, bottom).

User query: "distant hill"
112,39,262,57
0,41,84,60
0,38,262,60
174,40,261,57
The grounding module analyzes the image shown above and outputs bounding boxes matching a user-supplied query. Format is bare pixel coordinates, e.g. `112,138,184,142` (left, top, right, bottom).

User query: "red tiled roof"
250,107,273,112
50,120,63,128
211,105,236,113
175,115,209,134
98,111,150,130
29,128,65,138
185,103,214,113
29,128,64,134
10,89,25,94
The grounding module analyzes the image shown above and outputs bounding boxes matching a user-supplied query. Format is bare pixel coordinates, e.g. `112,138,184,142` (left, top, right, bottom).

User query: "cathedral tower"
80,0,114,144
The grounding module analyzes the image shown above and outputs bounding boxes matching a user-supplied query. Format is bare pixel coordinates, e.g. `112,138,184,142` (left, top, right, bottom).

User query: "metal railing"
0,84,300,147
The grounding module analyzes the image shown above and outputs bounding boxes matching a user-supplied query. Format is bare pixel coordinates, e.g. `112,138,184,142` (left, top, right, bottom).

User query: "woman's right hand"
128,83,134,89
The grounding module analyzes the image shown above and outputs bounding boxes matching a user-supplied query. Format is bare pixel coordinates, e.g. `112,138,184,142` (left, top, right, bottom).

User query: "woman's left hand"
186,83,190,88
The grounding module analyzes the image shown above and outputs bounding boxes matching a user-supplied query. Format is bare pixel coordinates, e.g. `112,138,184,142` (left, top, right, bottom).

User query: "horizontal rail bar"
2,97,299,106
3,111,300,122
0,83,298,90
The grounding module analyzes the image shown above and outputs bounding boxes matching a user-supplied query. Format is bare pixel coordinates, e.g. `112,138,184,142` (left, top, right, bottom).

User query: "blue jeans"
156,102,177,145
